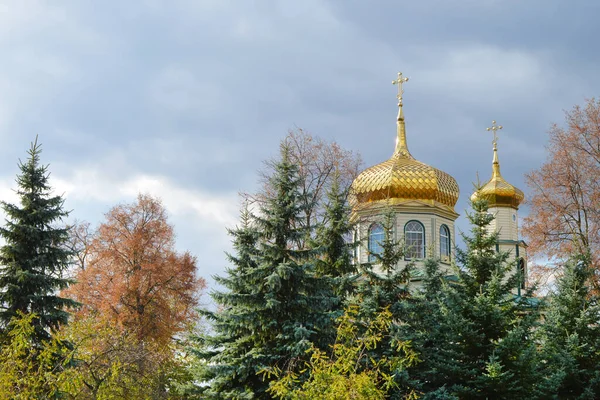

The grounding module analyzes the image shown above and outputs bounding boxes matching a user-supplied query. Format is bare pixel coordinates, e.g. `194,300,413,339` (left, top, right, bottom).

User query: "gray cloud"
0,0,598,288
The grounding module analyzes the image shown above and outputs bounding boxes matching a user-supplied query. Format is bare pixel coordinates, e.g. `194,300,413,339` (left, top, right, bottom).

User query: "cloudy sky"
0,0,598,300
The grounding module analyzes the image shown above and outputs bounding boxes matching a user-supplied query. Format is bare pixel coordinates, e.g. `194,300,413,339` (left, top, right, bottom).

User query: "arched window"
405,220,425,259
368,223,384,263
519,258,526,290
440,224,451,261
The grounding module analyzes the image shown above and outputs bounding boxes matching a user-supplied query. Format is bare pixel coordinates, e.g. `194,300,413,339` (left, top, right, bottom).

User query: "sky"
0,0,599,302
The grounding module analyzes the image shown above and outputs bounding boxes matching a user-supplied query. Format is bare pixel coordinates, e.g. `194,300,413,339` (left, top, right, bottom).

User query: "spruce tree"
0,138,77,343
201,144,337,399
538,255,600,398
394,257,448,397
313,171,357,297
352,209,416,399
402,197,543,399
200,204,263,399
356,209,410,319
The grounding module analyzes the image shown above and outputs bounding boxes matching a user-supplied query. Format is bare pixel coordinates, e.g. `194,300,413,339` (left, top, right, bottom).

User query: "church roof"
471,126,524,209
351,73,460,211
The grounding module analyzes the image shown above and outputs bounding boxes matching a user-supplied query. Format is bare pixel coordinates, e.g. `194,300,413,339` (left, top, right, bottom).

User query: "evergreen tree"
356,209,410,320
268,304,419,400
313,171,357,297
201,144,337,399
352,209,416,399
402,197,543,399
0,138,77,343
199,204,263,399
538,255,600,399
394,257,449,397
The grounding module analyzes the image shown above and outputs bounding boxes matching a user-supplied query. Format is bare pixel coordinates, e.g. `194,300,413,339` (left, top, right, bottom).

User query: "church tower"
471,121,528,294
350,73,460,275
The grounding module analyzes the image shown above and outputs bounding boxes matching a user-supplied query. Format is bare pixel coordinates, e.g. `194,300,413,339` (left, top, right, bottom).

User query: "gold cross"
486,120,503,145
392,72,409,105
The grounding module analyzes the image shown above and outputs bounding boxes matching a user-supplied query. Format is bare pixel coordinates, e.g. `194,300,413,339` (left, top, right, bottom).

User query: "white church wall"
488,207,519,241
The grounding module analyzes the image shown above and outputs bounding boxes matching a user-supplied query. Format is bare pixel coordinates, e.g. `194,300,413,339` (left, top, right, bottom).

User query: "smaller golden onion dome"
471,141,524,209
351,73,460,210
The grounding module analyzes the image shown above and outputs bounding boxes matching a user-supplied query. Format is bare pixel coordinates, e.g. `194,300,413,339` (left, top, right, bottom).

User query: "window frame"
440,224,451,262
368,223,385,263
404,220,425,260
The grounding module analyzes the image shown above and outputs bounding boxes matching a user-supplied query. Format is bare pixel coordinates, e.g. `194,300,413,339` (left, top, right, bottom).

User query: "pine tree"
538,255,600,398
0,138,77,343
403,197,543,399
201,144,337,399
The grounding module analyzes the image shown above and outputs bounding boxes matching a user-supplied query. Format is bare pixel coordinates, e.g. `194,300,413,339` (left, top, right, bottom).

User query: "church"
349,73,528,293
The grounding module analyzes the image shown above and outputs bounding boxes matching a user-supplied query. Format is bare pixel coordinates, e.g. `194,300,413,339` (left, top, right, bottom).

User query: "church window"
352,230,357,260
519,258,526,289
440,224,450,261
405,220,425,259
368,223,384,262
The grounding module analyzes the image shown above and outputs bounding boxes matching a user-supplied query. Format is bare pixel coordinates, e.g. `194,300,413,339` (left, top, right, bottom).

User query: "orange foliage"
67,194,205,344
523,98,600,290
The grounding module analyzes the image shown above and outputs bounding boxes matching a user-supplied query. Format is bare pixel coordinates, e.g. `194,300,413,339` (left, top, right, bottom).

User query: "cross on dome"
392,72,409,105
486,120,503,145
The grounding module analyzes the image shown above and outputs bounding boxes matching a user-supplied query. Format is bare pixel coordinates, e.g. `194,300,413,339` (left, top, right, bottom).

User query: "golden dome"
471,142,524,209
351,79,459,211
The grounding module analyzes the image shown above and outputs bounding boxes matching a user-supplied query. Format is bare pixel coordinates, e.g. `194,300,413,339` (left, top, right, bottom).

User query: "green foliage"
0,138,78,343
168,317,211,399
314,171,356,279
268,304,419,400
200,143,339,399
538,255,600,398
352,209,416,398
400,197,543,399
57,315,193,399
312,171,358,327
0,312,74,400
357,209,411,316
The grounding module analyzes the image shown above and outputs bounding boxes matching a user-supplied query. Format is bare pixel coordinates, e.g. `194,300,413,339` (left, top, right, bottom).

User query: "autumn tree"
64,220,94,272
67,194,204,345
0,138,77,343
524,98,600,289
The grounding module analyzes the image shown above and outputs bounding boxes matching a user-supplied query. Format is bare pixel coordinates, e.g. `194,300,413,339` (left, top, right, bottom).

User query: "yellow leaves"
0,312,73,400
267,305,419,399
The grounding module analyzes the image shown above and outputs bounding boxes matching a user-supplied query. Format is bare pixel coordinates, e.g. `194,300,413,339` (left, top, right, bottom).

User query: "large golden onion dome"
351,74,459,211
471,141,524,209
